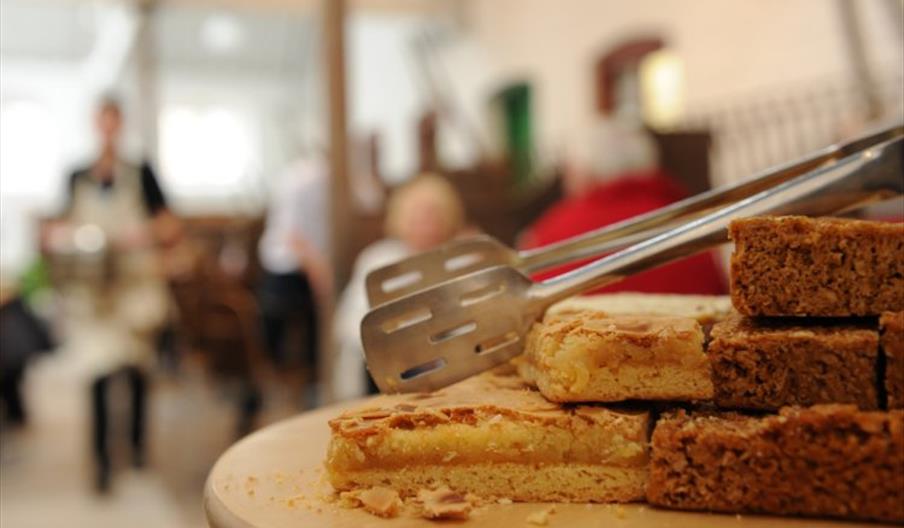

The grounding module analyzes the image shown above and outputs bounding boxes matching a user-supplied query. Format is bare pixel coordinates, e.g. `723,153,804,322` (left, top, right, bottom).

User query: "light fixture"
640,49,685,129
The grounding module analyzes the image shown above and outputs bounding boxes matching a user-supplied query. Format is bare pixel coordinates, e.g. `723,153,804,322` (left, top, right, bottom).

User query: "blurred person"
0,283,53,428
333,174,466,400
257,154,330,407
44,96,176,492
520,116,726,294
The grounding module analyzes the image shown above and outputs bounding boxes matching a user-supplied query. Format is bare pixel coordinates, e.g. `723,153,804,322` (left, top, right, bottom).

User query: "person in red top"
520,118,726,295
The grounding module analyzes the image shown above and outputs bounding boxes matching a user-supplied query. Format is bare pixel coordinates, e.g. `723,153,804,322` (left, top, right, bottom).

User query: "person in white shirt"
257,156,331,403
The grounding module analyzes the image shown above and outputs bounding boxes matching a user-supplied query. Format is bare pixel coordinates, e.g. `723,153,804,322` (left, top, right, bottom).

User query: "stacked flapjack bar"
728,216,903,317
708,314,880,410
647,216,904,522
882,311,904,409
648,405,904,523
701,216,903,411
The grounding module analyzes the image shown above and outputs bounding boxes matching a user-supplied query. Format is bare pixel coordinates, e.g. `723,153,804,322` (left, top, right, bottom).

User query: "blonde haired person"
332,174,466,400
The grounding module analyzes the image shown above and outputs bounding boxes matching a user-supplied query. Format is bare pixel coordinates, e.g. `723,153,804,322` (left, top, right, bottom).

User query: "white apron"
58,163,170,379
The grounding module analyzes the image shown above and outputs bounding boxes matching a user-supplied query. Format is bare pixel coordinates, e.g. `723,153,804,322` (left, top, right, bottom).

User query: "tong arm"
528,134,903,308
518,124,903,274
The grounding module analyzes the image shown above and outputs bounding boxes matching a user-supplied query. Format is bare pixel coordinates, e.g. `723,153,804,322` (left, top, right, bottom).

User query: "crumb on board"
526,505,556,525
243,475,258,497
320,492,336,503
283,494,305,509
417,487,474,520
340,487,402,518
338,491,360,509
336,486,482,521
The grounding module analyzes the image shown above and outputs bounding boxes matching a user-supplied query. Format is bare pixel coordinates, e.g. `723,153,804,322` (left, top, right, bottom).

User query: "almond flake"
417,486,473,520
527,505,556,525
357,487,402,518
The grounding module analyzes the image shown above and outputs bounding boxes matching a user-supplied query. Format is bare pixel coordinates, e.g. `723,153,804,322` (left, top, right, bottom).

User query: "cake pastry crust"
326,368,650,503
547,293,733,326
729,216,904,316
882,311,904,409
520,312,713,403
709,314,879,410
647,404,904,523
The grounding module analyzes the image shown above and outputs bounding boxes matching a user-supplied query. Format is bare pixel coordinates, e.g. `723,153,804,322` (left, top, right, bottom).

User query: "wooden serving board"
204,399,885,528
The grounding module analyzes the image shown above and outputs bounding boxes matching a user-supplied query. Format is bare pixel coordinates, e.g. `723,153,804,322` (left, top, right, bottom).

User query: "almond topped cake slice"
326,367,650,503
520,312,713,403
547,293,733,326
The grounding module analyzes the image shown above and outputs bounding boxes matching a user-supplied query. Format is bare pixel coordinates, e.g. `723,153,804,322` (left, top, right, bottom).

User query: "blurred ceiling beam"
79,1,140,93
323,0,351,284
322,0,349,404
60,0,455,15
134,0,160,162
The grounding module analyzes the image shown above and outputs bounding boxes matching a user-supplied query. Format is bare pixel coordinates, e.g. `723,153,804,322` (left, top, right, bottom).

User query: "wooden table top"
204,399,882,528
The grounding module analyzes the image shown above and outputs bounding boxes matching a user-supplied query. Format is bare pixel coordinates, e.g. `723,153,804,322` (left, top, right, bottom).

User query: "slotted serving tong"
362,124,904,394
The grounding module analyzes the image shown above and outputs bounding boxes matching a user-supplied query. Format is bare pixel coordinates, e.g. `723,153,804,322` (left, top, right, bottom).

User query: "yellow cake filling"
328,417,647,471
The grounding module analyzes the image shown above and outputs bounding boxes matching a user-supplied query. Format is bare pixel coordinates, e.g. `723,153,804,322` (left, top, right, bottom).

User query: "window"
158,104,258,200
0,99,62,274
0,99,61,198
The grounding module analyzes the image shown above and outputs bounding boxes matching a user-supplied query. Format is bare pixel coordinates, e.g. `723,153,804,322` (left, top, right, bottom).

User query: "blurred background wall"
463,0,903,179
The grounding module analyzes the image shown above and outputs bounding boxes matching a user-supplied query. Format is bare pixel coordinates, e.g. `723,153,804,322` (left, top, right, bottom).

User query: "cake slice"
520,312,713,403
882,311,904,409
729,216,904,316
647,405,904,523
547,293,733,326
709,314,879,410
326,368,650,503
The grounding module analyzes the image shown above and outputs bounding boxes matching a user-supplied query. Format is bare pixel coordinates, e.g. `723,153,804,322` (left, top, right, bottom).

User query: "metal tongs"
362,124,903,394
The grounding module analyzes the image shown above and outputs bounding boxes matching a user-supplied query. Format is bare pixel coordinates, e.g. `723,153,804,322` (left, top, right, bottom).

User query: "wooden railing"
676,71,904,187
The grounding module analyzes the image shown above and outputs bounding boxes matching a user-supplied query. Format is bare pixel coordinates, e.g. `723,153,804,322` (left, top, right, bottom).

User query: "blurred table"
204,399,880,528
